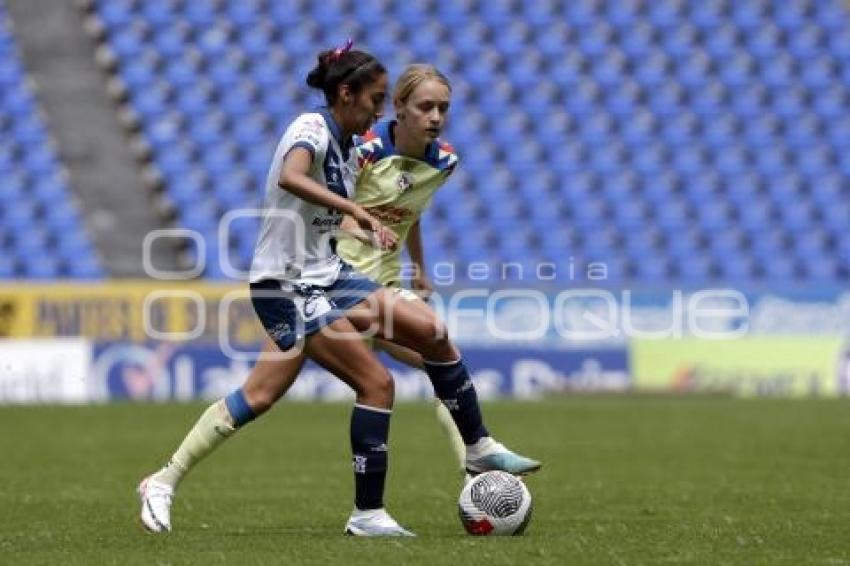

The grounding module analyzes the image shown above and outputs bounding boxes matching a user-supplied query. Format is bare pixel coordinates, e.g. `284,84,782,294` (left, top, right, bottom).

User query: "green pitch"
1,397,849,565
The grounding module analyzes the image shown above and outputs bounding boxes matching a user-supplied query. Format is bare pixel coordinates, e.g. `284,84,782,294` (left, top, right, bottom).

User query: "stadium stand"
0,1,103,279
85,0,850,285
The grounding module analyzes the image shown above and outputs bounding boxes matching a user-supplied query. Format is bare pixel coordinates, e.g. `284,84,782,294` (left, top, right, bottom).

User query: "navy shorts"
250,263,381,351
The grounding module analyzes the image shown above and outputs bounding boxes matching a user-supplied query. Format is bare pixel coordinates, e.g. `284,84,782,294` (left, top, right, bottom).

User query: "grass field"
1,397,849,565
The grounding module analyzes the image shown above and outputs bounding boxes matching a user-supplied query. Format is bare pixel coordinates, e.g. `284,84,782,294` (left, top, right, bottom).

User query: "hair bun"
305,49,334,89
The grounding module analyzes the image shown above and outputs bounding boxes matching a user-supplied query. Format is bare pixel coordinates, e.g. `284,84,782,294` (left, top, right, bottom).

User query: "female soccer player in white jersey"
138,47,539,537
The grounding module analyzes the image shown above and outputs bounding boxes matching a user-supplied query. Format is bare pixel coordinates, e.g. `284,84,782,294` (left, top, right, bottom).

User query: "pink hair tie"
329,38,354,61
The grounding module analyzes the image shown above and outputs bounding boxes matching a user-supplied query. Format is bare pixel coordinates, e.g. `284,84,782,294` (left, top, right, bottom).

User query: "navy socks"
424,359,489,445
350,403,391,510
224,388,257,428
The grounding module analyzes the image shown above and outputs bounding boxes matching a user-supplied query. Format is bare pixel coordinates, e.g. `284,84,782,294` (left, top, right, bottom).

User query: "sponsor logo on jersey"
294,131,321,148
294,117,324,148
311,215,343,227
366,203,412,224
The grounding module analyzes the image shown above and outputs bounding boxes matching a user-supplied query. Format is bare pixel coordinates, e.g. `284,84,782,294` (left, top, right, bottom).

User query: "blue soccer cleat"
465,438,542,476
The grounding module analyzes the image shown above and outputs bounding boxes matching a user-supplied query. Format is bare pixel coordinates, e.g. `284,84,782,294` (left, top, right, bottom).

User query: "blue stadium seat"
97,0,136,29
29,178,68,204
12,227,52,256
22,254,62,280
793,229,831,257
828,29,850,57
11,113,48,144
812,87,845,121
0,254,16,277
712,146,750,176
611,199,650,230
654,198,692,232
621,228,661,256
787,24,824,60
108,24,150,60
141,0,180,27
0,171,26,205
837,236,850,269
762,256,801,280
771,86,808,119
633,256,672,282
564,0,599,28
695,201,733,232
184,0,221,28
732,84,769,120
618,22,655,59
717,255,758,280
747,233,789,268
753,144,791,178
801,56,837,89
673,256,716,283
604,81,641,119
634,53,671,89
802,256,839,280
0,83,14,114
704,24,739,59
521,0,557,28
55,227,95,256
820,201,850,233
663,24,699,59
707,228,747,257
747,23,783,58
22,145,59,175
154,25,192,59
121,57,160,90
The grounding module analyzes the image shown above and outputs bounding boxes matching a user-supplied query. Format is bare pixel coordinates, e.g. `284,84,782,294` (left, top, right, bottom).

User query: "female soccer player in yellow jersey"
338,64,468,470
138,56,540,537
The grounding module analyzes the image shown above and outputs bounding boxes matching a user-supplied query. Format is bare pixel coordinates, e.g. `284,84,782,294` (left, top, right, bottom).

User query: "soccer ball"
458,471,533,535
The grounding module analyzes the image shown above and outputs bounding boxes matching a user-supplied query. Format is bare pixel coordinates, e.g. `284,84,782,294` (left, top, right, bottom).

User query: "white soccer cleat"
137,476,174,533
465,437,542,476
344,507,416,537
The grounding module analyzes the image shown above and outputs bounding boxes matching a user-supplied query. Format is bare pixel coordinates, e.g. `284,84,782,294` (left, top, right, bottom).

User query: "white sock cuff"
354,403,392,414
423,358,462,367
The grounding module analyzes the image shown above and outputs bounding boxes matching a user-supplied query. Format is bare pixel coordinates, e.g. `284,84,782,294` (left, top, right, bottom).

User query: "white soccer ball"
458,471,533,536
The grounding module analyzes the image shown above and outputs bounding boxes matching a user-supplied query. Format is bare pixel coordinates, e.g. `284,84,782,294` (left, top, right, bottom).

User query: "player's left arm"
406,220,433,300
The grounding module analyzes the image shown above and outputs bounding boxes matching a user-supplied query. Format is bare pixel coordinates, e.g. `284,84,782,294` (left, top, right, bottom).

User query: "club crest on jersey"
323,150,347,198
327,154,340,184
396,172,414,193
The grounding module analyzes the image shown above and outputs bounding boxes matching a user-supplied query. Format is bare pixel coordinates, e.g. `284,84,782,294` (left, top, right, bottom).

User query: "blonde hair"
393,64,451,105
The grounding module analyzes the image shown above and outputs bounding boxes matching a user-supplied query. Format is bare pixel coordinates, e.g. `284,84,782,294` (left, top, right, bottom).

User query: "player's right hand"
352,206,398,250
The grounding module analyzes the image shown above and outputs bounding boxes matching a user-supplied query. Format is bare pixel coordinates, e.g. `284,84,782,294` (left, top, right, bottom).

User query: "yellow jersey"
336,120,459,286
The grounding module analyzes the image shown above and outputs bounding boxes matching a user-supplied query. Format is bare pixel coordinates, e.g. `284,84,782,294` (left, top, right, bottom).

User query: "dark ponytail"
305,44,386,106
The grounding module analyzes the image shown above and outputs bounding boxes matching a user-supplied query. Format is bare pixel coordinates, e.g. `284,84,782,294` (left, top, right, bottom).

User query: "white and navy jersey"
250,109,359,286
